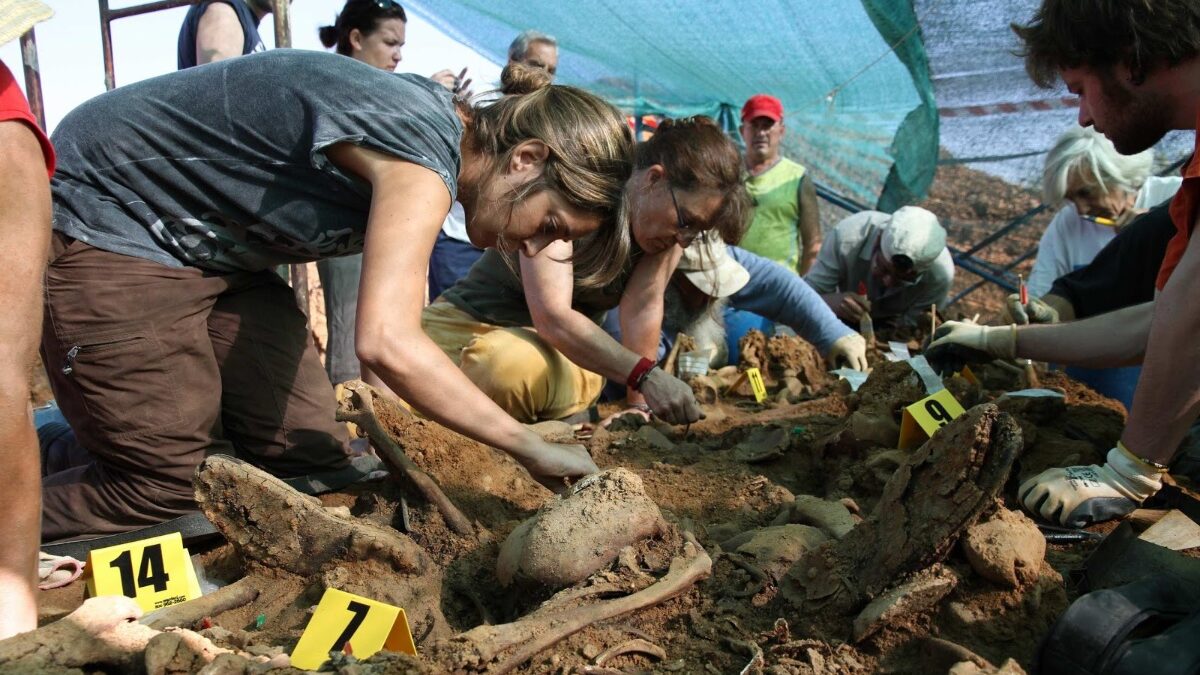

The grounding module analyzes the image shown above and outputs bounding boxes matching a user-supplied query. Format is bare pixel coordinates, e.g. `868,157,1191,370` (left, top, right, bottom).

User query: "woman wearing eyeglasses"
39,50,629,541
426,116,749,426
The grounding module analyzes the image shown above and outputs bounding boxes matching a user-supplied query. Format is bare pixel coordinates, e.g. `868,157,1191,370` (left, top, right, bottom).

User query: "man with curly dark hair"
928,0,1200,527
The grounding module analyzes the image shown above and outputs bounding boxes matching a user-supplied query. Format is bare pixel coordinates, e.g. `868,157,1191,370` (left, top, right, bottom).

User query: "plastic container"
677,352,710,380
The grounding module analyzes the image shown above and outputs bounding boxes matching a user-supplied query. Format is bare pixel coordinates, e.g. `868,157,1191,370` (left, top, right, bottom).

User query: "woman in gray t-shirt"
41,50,632,541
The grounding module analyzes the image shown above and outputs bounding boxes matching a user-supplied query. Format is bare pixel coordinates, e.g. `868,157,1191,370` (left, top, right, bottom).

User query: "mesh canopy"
405,0,939,210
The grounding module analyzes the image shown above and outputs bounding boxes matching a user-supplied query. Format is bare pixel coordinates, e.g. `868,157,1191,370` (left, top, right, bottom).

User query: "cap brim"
683,261,750,299
0,0,53,47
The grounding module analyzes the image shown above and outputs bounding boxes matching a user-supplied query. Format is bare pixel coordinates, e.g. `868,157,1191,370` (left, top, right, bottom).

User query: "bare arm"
326,144,550,465
0,120,52,640
1041,293,1076,322
618,246,683,406
796,175,821,275
195,2,246,65
523,241,700,423
521,239,645,382
1014,301,1153,367
1122,210,1200,466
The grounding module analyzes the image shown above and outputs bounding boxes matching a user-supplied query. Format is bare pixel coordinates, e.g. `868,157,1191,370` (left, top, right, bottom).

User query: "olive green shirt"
741,157,808,271
441,246,642,327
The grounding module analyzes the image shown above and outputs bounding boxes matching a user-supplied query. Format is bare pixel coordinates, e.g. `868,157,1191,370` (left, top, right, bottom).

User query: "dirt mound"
497,468,671,588
23,352,1136,674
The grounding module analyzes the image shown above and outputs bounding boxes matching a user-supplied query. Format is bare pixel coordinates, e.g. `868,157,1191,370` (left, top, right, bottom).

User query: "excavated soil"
31,348,1154,674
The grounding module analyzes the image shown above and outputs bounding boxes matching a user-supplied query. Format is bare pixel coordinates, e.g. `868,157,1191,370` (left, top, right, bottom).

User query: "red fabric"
0,61,55,176
626,357,656,391
1156,113,1200,290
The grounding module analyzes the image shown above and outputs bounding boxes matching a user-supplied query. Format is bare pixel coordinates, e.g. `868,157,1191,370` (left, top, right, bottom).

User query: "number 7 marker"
291,588,416,671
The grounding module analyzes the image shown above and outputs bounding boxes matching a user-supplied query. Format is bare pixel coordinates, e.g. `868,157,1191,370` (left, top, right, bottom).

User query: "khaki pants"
421,302,604,423
40,234,349,541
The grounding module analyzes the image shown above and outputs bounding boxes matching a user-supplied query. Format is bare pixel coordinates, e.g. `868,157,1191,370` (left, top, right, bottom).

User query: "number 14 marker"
85,532,202,613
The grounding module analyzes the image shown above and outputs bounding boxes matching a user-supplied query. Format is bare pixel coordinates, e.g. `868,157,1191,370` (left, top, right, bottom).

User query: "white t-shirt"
440,201,469,242
1027,176,1183,297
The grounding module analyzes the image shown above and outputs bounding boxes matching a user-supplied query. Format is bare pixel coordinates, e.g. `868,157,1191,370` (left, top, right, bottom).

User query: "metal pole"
18,29,46,130
98,0,116,90
97,0,199,91
271,0,291,48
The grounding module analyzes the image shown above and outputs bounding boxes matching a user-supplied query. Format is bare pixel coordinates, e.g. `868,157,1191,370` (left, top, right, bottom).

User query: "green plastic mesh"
405,0,938,209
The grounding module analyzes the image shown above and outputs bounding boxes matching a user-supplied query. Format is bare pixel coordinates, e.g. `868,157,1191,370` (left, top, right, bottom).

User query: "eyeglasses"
668,185,699,246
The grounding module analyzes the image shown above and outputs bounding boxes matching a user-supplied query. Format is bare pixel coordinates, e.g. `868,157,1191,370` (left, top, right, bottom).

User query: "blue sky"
0,1,503,132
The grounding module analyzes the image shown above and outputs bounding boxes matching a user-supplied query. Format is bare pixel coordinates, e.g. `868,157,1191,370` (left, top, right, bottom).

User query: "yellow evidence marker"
746,367,767,403
957,365,979,385
897,388,966,450
291,588,417,670
85,532,202,613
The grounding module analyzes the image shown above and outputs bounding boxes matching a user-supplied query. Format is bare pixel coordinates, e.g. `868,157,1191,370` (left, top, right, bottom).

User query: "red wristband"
626,357,656,391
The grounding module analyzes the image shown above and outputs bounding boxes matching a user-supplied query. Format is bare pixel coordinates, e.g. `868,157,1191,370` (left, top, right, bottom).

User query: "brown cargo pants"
40,234,350,541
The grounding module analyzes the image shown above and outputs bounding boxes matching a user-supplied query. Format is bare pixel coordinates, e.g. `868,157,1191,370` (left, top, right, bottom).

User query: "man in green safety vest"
739,94,822,275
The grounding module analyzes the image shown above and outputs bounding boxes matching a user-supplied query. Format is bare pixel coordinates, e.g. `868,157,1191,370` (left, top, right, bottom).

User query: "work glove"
1019,445,1164,527
1004,294,1060,325
640,367,703,424
924,321,1017,374
828,333,869,372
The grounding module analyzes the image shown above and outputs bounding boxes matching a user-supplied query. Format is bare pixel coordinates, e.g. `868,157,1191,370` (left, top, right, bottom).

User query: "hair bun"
499,62,553,96
318,24,339,49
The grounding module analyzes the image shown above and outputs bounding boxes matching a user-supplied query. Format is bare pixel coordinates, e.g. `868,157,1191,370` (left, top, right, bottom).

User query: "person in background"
428,117,745,427
1012,196,1179,409
739,94,820,275
318,0,406,71
507,29,558,77
0,0,55,640
1024,125,1177,299
805,206,953,329
316,0,410,385
1009,202,1175,326
427,29,561,301
40,52,632,541
929,0,1200,528
177,0,276,69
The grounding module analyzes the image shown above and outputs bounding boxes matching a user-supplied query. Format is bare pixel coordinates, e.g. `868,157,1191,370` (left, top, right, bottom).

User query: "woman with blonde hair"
40,50,632,541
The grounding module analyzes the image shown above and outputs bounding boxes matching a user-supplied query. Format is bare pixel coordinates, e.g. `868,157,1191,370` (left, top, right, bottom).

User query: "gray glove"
1018,446,1163,527
1004,294,1060,325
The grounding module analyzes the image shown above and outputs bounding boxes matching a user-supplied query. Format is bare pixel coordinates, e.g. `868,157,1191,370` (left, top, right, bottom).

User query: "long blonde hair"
461,63,634,289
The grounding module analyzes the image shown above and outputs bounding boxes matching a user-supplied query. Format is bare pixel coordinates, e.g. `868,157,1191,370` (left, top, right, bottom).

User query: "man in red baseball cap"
739,94,822,276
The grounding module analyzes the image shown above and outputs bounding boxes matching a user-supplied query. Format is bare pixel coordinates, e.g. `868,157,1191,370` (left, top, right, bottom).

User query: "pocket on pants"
61,329,183,440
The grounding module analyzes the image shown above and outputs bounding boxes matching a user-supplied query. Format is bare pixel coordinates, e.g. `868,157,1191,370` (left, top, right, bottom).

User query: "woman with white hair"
1026,126,1178,297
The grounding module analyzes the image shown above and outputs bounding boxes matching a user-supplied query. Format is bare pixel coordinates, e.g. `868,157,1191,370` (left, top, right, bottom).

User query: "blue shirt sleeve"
728,246,854,354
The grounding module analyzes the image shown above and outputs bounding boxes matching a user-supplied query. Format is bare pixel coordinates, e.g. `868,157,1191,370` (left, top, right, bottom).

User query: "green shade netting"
405,0,938,209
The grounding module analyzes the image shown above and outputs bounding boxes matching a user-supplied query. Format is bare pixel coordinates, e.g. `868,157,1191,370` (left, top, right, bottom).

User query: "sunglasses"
369,0,407,18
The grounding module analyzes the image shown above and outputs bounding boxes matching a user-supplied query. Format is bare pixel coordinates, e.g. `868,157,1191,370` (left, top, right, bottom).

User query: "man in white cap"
0,0,55,640
804,206,954,327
